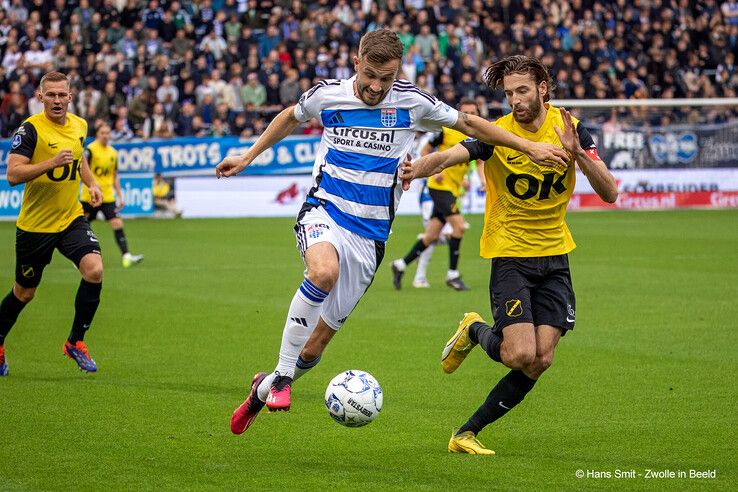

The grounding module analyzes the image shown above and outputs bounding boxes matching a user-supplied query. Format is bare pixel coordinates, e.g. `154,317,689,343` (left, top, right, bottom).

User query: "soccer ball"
324,370,383,427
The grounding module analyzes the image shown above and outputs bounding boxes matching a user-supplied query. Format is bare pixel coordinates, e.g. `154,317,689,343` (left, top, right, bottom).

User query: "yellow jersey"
153,179,170,199
427,127,475,197
460,104,597,258
81,140,118,203
10,112,88,233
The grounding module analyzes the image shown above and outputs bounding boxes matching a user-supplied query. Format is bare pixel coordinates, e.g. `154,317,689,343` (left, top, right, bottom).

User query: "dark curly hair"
483,55,555,102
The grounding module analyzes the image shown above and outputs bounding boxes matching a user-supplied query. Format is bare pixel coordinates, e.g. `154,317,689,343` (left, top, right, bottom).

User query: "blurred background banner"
0,135,321,176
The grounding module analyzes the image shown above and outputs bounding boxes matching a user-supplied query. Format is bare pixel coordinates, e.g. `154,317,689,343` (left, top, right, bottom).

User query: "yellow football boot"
448,429,495,455
441,312,485,374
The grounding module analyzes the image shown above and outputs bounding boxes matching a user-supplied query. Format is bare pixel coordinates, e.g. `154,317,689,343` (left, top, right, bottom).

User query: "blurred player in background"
216,30,568,435
392,99,485,291
400,55,617,455
153,173,183,218
81,123,144,268
0,71,104,376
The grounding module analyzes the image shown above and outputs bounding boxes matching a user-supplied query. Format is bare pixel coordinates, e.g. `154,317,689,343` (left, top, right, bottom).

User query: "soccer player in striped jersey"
216,30,569,435
400,55,618,454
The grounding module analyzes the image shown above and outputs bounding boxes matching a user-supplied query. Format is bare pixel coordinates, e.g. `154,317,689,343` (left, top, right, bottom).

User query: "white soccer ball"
325,370,383,427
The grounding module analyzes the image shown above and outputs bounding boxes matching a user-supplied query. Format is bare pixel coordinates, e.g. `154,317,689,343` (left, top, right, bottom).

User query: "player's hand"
461,178,470,191
89,185,103,207
116,197,125,212
433,173,444,184
215,155,248,178
52,150,74,168
400,153,416,191
525,141,569,169
553,107,582,158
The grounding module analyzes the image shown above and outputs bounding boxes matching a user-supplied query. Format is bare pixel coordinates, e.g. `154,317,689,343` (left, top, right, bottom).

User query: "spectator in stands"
1,0,738,136
142,102,174,139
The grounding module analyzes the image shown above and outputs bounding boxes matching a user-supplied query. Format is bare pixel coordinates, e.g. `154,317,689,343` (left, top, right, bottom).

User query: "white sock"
414,243,434,282
393,258,407,271
294,354,321,381
256,278,328,401
446,269,460,281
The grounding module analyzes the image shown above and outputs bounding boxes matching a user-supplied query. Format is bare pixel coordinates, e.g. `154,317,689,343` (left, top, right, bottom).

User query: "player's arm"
6,123,74,185
554,108,618,203
79,154,103,207
215,105,300,178
6,152,74,186
451,112,568,167
400,143,472,191
475,160,486,193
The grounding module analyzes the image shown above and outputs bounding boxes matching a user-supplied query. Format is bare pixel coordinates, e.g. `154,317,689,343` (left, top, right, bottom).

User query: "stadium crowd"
0,0,737,139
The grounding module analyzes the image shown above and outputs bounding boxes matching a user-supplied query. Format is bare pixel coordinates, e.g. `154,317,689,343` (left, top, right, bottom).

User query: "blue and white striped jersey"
294,76,459,241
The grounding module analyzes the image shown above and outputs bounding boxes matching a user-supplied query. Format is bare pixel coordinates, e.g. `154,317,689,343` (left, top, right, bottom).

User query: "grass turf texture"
0,210,736,491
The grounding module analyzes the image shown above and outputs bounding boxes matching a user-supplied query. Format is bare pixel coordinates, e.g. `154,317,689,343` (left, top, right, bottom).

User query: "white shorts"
295,205,384,331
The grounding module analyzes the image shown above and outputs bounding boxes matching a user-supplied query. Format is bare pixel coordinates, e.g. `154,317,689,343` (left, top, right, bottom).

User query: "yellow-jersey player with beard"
0,71,106,377
401,56,618,455
80,123,143,268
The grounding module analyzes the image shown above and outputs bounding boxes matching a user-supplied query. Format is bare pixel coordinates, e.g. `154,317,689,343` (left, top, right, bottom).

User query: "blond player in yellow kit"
400,56,618,454
391,99,483,291
0,72,105,376
81,123,143,268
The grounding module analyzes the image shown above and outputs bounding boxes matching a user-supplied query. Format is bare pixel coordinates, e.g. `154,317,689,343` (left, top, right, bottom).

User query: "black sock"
469,322,502,362
68,280,102,344
449,236,462,271
0,290,27,345
114,228,129,255
402,238,428,265
457,370,537,435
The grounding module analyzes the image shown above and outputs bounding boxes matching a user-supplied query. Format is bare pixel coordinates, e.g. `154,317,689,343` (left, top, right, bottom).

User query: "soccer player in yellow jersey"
81,123,144,268
391,99,484,291
400,56,618,454
0,72,105,376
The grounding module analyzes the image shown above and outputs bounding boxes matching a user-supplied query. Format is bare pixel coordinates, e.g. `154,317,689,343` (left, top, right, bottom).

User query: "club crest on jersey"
11,133,21,149
306,223,328,239
380,108,397,127
505,299,523,317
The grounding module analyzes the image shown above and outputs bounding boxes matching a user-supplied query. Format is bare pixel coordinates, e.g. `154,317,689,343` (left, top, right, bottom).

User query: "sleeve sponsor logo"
11,134,21,149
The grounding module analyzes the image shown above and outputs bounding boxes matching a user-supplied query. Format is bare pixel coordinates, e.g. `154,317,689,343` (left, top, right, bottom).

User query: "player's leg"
413,200,435,288
524,325,561,379
57,217,103,372
0,283,38,377
0,228,55,376
260,227,380,407
107,206,144,267
263,240,337,410
232,208,338,431
444,213,469,290
391,218,443,290
447,259,538,453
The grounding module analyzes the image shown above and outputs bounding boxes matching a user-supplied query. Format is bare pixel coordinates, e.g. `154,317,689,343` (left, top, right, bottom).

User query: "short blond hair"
39,71,70,92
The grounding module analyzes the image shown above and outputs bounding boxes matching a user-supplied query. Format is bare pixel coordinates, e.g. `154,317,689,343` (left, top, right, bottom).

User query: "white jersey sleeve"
294,79,342,122
415,97,459,133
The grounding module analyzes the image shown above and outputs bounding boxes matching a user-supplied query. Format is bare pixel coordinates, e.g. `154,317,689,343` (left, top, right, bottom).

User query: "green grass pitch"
0,210,736,491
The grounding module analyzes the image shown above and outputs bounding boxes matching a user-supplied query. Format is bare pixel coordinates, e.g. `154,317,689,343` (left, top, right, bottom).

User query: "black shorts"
429,189,459,223
15,216,102,288
489,255,576,334
82,201,119,221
